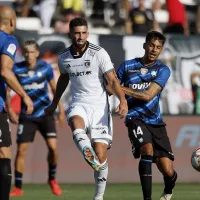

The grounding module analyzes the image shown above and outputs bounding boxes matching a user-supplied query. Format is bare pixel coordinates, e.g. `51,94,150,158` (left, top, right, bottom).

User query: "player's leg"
93,141,108,200
156,158,177,200
153,127,177,200
127,119,153,200
0,112,12,200
39,115,62,196
90,105,112,200
67,105,100,170
10,119,36,196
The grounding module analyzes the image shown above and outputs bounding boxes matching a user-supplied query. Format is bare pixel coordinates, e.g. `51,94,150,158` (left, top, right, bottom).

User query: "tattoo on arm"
122,82,162,101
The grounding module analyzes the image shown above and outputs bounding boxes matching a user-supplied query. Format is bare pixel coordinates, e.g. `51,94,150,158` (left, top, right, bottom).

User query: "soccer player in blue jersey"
0,5,33,200
7,40,65,196
116,31,177,200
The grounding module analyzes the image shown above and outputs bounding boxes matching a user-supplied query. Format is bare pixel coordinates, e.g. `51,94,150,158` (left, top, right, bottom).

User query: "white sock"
94,159,108,199
72,129,92,152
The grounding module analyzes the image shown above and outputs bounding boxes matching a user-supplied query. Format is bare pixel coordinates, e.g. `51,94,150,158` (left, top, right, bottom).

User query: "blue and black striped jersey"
0,31,18,112
13,60,54,118
117,58,170,125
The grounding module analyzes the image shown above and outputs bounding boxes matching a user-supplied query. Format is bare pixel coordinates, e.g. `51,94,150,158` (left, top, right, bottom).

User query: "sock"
164,171,177,194
139,155,153,200
73,129,93,152
0,158,12,200
48,164,57,181
94,159,108,199
15,170,23,189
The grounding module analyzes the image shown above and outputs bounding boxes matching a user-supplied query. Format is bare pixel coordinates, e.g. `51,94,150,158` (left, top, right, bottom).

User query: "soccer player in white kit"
45,17,128,200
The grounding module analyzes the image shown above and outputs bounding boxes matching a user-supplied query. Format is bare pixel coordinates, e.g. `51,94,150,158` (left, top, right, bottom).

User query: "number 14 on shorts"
133,126,143,143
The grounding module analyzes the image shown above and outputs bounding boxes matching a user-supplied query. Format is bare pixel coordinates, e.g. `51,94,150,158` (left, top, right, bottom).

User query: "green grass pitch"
10,183,200,200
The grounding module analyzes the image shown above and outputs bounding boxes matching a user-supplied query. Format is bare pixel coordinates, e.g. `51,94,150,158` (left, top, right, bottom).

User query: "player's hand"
44,102,57,116
115,101,128,119
57,112,65,127
22,95,34,115
7,108,19,124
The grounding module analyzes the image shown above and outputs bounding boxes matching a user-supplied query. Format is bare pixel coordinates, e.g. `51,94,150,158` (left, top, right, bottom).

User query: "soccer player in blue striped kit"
0,5,33,200
7,40,65,196
116,31,177,200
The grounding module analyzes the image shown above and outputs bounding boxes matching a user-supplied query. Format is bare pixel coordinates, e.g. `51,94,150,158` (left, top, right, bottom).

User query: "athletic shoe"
48,180,62,196
94,196,103,200
10,186,23,196
83,146,101,171
159,192,173,200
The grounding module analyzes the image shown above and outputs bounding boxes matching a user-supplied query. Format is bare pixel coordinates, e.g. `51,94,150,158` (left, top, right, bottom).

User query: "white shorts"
66,103,113,146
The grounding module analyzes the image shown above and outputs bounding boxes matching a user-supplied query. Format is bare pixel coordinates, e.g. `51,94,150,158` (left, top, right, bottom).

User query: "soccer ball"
191,148,200,172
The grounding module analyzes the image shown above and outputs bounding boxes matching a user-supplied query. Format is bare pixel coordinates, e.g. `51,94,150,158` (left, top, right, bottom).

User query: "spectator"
125,0,159,35
54,8,76,34
164,0,190,35
61,0,83,16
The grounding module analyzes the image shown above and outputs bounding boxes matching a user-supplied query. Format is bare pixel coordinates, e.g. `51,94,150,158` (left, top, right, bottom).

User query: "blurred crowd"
1,0,200,35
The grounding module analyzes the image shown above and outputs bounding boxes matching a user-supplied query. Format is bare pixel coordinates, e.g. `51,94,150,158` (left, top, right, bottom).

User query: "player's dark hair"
145,31,166,45
23,40,39,51
69,17,88,31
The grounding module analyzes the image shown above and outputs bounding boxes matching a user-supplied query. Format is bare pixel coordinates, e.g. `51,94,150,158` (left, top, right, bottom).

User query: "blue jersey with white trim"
13,60,54,118
0,31,18,112
117,58,170,125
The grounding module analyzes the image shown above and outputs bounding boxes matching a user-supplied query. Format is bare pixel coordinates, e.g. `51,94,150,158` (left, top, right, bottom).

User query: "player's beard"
74,40,87,50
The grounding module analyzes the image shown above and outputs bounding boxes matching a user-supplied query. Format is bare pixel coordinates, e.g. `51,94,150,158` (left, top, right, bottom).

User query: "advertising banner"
10,116,200,183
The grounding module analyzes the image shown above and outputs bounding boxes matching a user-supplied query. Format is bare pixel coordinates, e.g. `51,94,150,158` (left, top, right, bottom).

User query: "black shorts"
17,115,57,143
0,112,12,147
126,119,174,161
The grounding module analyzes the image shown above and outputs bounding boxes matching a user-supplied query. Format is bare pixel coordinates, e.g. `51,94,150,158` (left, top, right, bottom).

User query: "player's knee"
96,152,107,164
140,143,153,156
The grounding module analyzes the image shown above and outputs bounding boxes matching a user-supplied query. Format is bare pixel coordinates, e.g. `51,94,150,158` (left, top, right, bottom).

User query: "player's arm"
0,54,33,114
45,73,69,115
121,82,162,102
121,67,171,102
104,69,128,118
5,87,19,124
48,78,66,126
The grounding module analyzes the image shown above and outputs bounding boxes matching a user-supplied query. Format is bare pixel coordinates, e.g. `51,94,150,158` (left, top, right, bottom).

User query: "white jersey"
58,42,114,105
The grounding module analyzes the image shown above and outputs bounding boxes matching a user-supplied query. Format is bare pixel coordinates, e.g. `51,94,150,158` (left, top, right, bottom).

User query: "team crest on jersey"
151,71,157,77
28,71,35,77
84,60,90,68
37,72,42,77
140,68,148,75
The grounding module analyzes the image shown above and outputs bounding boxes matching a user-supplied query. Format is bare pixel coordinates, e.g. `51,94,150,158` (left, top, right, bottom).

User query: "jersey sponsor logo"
23,82,45,90
84,60,90,68
140,68,148,75
7,43,16,55
129,82,151,90
69,71,92,77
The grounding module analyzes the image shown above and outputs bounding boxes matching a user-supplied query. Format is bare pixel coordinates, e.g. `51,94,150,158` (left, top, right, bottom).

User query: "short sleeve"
117,62,125,85
98,49,114,74
47,64,54,81
58,56,68,74
1,36,18,60
153,67,171,89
